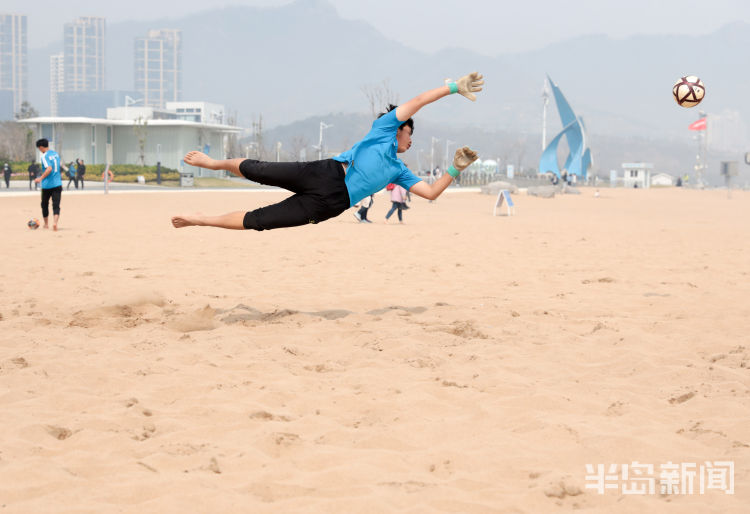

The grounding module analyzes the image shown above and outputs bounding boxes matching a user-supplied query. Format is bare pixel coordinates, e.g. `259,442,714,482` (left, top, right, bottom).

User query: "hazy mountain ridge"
26,1,749,130
23,0,750,180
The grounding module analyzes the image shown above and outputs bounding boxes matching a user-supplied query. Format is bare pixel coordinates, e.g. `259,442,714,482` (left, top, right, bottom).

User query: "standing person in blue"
33,138,63,231
66,160,78,190
171,72,483,231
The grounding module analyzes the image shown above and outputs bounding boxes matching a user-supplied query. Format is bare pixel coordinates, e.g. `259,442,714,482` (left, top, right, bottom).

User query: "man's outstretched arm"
395,72,484,122
409,147,479,200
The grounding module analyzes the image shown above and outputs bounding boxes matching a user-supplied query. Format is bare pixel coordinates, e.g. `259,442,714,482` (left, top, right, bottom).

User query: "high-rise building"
707,110,748,153
64,16,105,92
50,53,64,116
135,29,182,108
0,13,28,119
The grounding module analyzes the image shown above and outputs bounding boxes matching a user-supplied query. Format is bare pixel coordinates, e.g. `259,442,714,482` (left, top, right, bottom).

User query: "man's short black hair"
36,138,49,148
378,104,414,134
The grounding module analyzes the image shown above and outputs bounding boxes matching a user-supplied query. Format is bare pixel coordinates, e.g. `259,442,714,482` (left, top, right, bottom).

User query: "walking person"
353,194,374,223
3,162,11,188
384,184,408,224
171,71,483,231
76,159,86,189
33,139,63,231
28,161,40,190
66,161,78,190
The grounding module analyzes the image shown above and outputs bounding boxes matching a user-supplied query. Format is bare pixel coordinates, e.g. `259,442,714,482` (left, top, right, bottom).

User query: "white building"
49,53,64,116
167,101,225,124
107,105,179,121
64,17,105,92
0,13,27,118
19,113,240,172
135,29,182,109
650,172,675,187
621,162,653,188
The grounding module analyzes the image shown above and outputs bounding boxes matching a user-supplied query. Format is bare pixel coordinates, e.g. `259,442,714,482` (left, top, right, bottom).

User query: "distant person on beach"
172,72,483,231
34,138,63,231
385,184,408,224
76,159,86,189
3,162,11,188
354,194,374,223
28,161,40,190
66,161,78,190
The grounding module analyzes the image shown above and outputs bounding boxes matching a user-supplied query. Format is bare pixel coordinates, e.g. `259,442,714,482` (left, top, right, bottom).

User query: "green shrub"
7,161,180,183
81,164,179,183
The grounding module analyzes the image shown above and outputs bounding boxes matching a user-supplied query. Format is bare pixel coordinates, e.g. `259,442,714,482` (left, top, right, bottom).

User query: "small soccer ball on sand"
27,218,40,230
672,76,705,108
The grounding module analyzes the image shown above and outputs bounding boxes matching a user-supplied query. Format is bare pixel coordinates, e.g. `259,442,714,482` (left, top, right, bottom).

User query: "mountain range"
25,0,750,181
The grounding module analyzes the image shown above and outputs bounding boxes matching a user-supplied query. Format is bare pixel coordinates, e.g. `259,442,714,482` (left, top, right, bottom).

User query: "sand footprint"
45,425,73,440
0,357,29,374
133,423,156,441
249,411,291,422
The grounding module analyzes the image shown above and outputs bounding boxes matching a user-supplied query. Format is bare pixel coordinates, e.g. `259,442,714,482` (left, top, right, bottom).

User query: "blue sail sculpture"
539,76,592,180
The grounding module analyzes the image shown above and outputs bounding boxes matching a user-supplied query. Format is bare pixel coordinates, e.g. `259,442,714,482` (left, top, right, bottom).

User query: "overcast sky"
6,0,750,53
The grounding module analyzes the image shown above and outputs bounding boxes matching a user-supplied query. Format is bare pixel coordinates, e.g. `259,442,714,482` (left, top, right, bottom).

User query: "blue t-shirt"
333,110,422,206
41,150,62,189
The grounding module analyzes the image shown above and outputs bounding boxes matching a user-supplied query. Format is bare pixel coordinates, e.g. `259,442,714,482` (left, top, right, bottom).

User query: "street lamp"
315,121,332,160
445,139,456,170
430,136,439,174
542,79,550,151
417,149,426,173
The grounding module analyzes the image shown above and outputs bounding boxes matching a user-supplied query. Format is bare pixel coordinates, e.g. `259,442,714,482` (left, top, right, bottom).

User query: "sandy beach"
0,187,748,512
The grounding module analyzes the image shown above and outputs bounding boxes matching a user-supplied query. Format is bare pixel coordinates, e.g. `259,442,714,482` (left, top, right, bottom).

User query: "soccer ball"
672,76,705,108
27,218,40,230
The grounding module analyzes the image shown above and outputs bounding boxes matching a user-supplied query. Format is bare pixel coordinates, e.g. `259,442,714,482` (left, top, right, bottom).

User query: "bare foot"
53,225,58,231
171,214,204,228
43,225,49,229
183,151,215,169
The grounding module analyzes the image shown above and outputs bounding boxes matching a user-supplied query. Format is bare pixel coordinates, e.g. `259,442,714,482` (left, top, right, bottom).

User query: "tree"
224,111,242,158
361,79,399,119
289,135,309,162
15,101,38,120
0,121,35,161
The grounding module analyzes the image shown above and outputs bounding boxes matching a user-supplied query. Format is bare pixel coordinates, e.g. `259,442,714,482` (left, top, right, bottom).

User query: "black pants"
240,159,350,231
3,174,9,188
357,205,370,220
41,186,62,218
78,175,84,189
67,177,78,189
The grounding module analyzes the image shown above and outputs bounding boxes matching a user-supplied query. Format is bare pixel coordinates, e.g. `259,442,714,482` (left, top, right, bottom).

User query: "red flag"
689,118,707,131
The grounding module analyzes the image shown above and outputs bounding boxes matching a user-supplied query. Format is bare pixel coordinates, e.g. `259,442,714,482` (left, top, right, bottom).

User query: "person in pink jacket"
385,184,408,223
